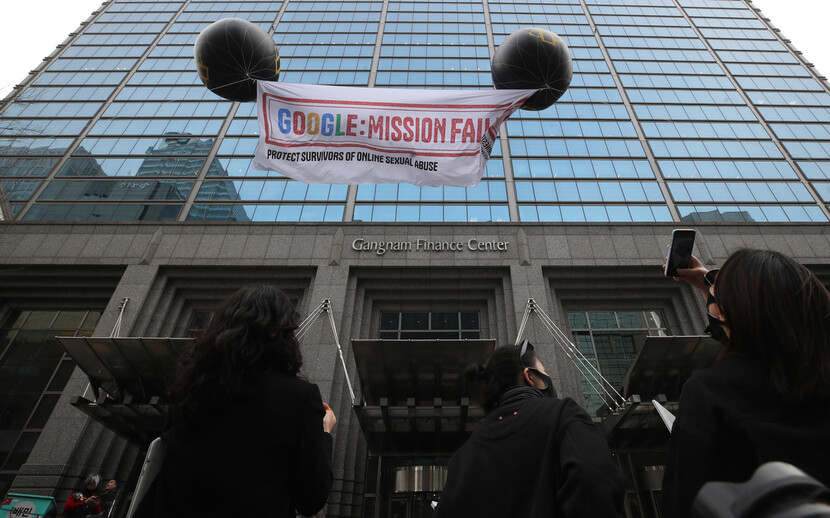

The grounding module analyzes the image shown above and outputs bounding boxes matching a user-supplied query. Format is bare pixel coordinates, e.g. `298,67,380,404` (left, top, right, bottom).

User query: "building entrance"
362,457,446,518
351,339,494,518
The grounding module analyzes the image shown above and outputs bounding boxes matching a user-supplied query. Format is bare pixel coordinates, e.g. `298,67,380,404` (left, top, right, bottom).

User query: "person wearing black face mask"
666,257,729,345
664,250,830,518
702,268,728,344
435,341,625,518
518,339,558,398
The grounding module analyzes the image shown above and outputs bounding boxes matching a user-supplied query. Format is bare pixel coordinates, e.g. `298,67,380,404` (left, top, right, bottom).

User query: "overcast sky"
1,0,829,99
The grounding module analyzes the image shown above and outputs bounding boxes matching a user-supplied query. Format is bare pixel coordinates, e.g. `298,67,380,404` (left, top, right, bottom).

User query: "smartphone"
664,229,696,277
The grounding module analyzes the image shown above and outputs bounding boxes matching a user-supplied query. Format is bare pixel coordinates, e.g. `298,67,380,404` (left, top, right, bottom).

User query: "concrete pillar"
11,265,159,503
509,264,583,401
301,265,362,517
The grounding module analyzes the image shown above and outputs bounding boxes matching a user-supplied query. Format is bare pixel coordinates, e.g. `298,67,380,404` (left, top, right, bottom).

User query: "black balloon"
194,18,280,102
491,27,573,111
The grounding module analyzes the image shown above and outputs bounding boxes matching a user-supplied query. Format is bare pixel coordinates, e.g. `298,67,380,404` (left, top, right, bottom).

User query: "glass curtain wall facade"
0,1,829,509
568,310,667,419
0,310,101,493
1,0,828,224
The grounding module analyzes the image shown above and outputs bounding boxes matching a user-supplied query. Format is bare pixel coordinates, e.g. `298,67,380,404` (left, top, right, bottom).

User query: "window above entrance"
379,311,480,340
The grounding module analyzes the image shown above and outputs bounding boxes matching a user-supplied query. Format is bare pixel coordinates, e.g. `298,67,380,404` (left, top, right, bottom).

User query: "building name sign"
352,238,509,256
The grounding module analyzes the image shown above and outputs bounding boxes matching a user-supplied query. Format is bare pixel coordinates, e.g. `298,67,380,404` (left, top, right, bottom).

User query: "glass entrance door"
362,456,447,518
388,492,441,518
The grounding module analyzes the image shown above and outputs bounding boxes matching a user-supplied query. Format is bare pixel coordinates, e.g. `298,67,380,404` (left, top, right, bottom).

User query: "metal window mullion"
0,328,19,361
181,0,293,221
577,0,681,222
671,0,830,222
343,0,391,222
483,0,519,221
178,104,240,220
367,0,390,89
14,323,66,434
16,0,195,221
587,329,599,379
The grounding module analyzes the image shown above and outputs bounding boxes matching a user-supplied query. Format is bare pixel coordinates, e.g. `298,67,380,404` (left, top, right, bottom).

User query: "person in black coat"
663,249,830,518
139,284,336,517
88,478,117,518
435,341,625,518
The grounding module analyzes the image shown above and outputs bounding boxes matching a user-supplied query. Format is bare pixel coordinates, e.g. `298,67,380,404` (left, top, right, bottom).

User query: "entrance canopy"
57,336,497,450
351,339,494,456
57,336,190,445
599,335,721,449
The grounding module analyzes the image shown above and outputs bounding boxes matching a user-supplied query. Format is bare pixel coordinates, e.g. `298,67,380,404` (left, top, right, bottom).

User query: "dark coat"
436,387,625,518
145,371,333,518
662,356,830,518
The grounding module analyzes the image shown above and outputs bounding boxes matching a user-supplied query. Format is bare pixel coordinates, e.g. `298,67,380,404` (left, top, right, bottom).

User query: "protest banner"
253,82,535,186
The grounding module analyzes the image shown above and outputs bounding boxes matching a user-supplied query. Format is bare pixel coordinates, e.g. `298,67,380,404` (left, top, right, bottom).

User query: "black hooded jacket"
139,371,333,518
436,387,625,518
662,356,830,518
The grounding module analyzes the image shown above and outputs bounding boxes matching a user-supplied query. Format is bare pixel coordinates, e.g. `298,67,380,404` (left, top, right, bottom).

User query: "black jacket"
662,356,830,518
436,387,625,518
146,371,333,517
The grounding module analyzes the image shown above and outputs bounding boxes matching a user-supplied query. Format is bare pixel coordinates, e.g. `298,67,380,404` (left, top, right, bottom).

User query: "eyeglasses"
704,268,720,287
519,339,545,378
519,339,533,371
519,340,555,396
704,269,725,322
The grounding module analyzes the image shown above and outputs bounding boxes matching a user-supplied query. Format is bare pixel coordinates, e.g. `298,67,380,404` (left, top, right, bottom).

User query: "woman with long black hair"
142,284,335,517
435,341,625,518
663,249,830,517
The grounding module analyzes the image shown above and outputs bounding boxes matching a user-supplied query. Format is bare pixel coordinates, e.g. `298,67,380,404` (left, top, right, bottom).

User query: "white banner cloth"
252,82,535,187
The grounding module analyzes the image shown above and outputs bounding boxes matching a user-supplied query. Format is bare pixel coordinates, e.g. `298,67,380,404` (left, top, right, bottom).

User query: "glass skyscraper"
1,1,829,516
2,0,828,224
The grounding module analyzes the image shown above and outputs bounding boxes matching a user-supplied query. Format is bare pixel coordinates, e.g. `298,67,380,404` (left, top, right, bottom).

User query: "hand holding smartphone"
664,229,696,277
